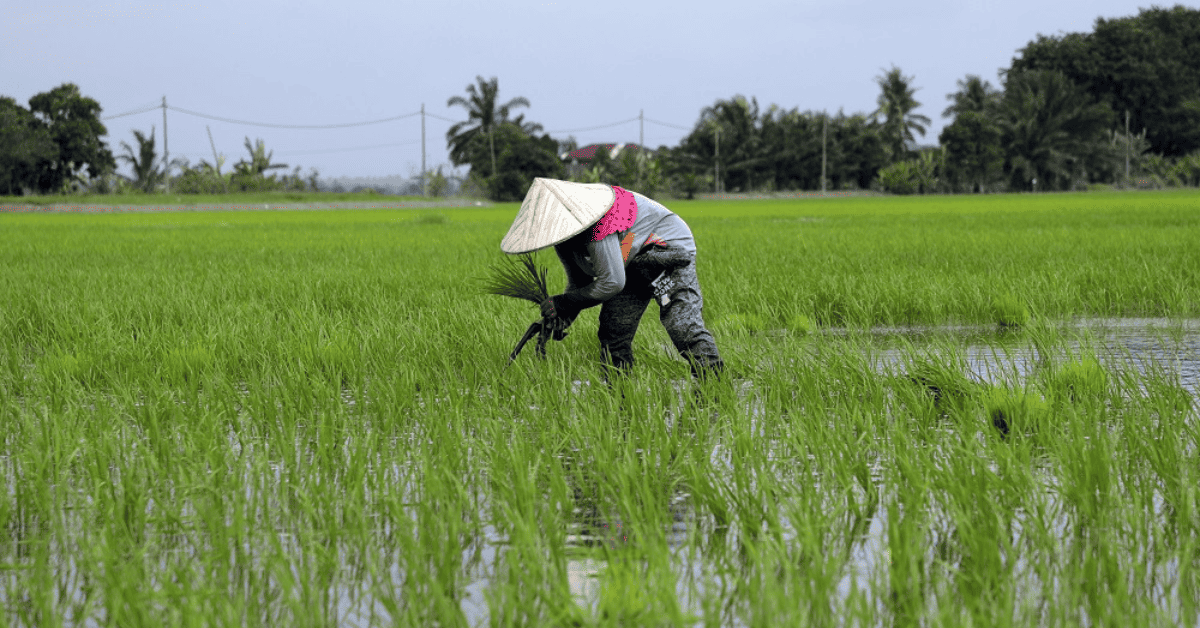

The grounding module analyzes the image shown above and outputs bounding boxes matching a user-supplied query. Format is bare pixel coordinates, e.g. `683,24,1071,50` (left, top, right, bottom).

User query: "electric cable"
100,104,161,120
167,105,422,129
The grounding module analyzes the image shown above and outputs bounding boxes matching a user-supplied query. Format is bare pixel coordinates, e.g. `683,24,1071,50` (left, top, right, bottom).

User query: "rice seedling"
1,190,1199,626
993,292,1032,328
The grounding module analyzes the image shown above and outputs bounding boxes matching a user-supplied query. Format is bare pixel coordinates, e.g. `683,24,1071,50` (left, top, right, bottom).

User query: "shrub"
877,160,920,195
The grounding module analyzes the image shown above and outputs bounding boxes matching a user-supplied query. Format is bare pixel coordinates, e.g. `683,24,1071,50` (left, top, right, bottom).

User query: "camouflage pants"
598,254,723,379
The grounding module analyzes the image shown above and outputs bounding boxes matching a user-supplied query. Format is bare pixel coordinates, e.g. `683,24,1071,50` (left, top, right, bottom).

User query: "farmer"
500,177,724,380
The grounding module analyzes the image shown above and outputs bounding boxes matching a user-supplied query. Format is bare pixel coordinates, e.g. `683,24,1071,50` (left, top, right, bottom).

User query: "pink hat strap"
591,186,637,241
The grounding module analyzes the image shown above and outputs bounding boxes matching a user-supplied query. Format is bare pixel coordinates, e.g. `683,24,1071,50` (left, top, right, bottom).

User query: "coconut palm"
117,127,162,192
873,66,932,162
940,76,1005,192
998,70,1114,191
446,76,534,178
234,137,287,177
943,75,1002,119
677,95,764,192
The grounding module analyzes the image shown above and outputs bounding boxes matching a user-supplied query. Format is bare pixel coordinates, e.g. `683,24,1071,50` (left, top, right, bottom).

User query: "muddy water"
398,319,1200,624
865,317,1200,395
547,319,1200,623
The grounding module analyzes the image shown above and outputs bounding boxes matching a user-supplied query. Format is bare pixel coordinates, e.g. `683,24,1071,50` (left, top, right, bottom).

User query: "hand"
540,296,558,320
541,296,579,335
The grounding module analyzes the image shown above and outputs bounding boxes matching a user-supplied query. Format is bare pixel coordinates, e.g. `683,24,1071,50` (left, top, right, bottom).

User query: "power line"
166,105,422,129
424,111,459,123
644,117,692,131
101,103,161,120
102,102,693,137
278,140,424,156
547,116,640,134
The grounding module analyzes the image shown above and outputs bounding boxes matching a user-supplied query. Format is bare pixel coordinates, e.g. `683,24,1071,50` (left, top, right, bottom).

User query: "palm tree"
682,95,764,192
872,66,932,162
234,137,287,177
998,70,1114,191
446,76,533,178
943,75,1002,119
940,76,1004,192
117,127,162,192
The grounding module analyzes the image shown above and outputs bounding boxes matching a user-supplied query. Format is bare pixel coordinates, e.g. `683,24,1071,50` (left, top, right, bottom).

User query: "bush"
877,150,944,195
877,160,921,195
427,167,450,197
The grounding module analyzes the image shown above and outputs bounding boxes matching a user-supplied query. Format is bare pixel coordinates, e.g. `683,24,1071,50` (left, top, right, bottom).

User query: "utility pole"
638,109,645,190
1125,110,1131,187
206,125,227,193
162,96,169,193
714,125,720,194
421,103,427,197
821,112,828,194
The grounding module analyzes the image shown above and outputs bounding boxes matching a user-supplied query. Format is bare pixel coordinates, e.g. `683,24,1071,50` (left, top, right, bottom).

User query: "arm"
545,233,627,325
570,234,625,302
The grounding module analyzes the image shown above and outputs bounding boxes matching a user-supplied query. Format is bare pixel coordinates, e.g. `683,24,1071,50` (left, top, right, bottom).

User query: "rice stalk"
480,254,550,305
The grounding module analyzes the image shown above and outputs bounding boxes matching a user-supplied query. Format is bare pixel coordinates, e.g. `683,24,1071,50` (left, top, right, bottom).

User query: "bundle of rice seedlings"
481,253,550,305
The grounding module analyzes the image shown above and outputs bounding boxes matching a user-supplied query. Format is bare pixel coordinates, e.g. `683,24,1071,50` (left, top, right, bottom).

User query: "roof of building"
560,143,655,161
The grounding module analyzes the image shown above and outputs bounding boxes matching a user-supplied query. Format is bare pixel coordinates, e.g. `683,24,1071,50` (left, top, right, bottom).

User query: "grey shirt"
553,192,695,302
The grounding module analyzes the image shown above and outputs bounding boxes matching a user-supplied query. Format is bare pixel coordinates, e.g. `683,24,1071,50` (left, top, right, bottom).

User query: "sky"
6,0,1194,182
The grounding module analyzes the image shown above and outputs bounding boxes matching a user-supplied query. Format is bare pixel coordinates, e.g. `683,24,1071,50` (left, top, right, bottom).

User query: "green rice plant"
992,293,1031,328
713,312,767,336
983,385,1050,438
1047,356,1109,404
902,351,982,418
3,192,1200,626
786,312,816,336
412,212,450,225
480,253,550,305
160,345,214,386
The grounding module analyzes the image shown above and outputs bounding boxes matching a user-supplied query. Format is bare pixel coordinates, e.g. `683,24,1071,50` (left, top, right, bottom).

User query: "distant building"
560,143,656,179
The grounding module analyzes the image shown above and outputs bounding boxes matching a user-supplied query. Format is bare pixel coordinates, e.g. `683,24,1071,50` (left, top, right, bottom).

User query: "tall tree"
758,105,821,190
940,76,1004,192
830,112,889,190
117,127,162,192
872,66,932,162
27,83,116,192
0,97,58,195
1009,5,1200,157
485,123,562,201
943,75,1002,119
675,95,765,192
446,76,533,179
998,70,1115,191
234,137,287,177
702,95,764,192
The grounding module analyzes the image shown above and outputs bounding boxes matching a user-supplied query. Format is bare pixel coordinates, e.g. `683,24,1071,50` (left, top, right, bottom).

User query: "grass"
0,189,458,207
1,188,1198,626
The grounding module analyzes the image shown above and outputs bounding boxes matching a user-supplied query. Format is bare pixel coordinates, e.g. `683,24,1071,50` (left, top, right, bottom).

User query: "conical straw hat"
500,178,616,254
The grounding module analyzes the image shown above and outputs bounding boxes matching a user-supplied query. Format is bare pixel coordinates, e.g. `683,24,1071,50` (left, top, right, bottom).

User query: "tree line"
445,5,1200,199
3,5,1198,199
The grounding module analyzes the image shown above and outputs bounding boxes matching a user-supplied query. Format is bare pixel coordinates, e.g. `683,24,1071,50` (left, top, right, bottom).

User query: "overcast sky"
6,0,1192,181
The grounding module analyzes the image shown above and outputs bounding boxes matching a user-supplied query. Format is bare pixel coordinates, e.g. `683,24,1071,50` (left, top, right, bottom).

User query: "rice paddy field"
2,189,1199,626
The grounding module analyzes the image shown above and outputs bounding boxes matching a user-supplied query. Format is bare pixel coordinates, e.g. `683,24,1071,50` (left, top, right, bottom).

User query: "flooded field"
3,192,1199,625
